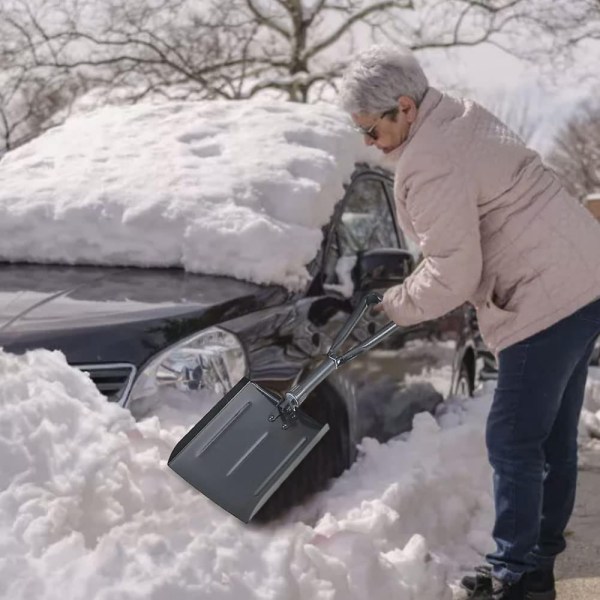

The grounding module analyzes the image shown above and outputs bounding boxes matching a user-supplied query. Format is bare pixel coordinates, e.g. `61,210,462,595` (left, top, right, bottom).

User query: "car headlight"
127,327,247,421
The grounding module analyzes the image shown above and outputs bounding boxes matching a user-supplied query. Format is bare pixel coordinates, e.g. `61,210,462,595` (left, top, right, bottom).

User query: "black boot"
490,578,526,600
459,576,525,599
461,565,493,595
461,565,556,600
522,570,556,600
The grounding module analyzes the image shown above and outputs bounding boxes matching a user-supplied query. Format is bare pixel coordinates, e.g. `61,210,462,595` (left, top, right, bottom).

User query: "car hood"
0,263,288,333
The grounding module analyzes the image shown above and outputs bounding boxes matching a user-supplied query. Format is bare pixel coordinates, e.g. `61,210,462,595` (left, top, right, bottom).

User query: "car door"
319,170,463,442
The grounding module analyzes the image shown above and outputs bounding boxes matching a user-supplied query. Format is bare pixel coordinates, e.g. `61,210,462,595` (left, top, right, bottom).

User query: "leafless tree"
0,63,88,154
547,98,600,200
1,0,600,153
1,0,245,153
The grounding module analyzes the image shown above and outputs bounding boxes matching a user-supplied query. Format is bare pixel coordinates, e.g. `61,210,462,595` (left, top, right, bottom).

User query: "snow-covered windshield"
0,99,380,290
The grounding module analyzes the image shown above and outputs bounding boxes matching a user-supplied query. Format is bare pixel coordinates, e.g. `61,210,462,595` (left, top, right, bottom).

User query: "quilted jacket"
382,87,600,355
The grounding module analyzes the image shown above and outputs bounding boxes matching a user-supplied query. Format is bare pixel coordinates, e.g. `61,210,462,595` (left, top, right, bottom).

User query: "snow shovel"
168,291,400,523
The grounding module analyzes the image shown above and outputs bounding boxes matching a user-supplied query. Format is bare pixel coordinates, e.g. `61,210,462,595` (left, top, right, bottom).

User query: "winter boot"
461,564,493,595
521,570,556,600
489,578,526,600
461,565,556,600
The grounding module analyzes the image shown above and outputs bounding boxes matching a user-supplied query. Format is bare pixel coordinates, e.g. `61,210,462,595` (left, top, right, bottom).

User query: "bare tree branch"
305,1,398,60
245,0,291,39
2,0,599,153
547,98,600,199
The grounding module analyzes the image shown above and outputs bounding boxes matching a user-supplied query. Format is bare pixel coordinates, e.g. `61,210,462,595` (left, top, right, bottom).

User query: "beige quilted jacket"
382,87,600,355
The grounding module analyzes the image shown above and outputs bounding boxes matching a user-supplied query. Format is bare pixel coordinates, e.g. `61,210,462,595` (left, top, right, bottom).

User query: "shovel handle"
328,291,383,356
282,292,405,410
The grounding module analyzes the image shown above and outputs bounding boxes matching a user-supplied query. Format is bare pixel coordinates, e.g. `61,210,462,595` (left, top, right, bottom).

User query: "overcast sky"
421,41,599,154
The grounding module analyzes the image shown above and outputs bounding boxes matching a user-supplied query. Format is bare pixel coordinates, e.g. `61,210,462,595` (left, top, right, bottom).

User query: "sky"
421,43,598,154
1,99,600,599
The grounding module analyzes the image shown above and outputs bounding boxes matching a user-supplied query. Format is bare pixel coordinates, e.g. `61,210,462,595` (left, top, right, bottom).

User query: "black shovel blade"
168,377,330,523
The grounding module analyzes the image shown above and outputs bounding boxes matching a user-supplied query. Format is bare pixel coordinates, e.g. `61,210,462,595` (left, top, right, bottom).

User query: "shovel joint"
268,401,299,429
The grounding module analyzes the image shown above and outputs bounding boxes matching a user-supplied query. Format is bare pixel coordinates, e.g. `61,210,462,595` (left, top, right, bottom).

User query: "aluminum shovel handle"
328,291,383,356
282,293,405,410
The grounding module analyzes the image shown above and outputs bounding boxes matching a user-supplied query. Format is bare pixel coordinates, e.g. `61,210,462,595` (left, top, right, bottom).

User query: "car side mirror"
352,248,415,291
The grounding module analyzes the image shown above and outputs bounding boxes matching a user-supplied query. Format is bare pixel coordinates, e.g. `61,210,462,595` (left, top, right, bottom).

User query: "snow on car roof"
0,99,381,289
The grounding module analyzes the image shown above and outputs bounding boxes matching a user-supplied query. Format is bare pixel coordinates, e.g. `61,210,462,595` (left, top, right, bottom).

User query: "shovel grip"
328,291,382,356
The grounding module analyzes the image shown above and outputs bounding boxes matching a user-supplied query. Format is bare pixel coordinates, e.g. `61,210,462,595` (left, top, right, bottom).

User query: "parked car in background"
0,163,477,521
460,292,600,396
461,313,600,398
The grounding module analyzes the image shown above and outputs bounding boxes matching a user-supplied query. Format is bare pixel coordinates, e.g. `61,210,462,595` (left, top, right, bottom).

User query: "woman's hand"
371,301,387,316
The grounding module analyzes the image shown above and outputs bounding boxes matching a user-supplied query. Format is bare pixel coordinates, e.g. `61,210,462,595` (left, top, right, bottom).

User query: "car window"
323,177,400,290
337,178,399,255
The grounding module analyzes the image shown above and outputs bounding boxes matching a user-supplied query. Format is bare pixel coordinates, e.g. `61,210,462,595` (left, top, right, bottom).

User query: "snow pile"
581,366,600,439
0,100,378,290
0,348,496,600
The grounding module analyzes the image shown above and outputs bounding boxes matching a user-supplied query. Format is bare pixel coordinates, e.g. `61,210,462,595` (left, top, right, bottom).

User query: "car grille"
75,363,137,403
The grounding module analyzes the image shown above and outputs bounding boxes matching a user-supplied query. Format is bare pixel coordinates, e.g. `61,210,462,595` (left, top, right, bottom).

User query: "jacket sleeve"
382,153,483,326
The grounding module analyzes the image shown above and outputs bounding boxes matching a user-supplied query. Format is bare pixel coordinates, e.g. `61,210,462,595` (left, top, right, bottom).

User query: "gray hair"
338,45,429,114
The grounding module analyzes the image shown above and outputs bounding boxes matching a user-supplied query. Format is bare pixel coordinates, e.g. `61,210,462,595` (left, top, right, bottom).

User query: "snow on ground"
0,100,379,290
581,366,600,440
0,347,495,600
2,350,600,600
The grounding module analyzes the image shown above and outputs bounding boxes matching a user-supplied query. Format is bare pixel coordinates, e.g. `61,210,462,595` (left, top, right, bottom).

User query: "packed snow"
1,348,599,600
0,100,380,290
0,348,480,600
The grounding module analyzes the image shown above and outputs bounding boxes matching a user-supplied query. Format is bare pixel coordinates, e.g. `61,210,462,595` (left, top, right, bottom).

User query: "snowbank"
4,348,600,599
0,348,495,600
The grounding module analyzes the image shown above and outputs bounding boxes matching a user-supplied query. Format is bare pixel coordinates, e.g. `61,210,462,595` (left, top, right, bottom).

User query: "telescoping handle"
282,292,405,410
328,291,383,355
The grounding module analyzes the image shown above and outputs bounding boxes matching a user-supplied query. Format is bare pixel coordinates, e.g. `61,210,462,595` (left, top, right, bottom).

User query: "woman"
338,45,600,600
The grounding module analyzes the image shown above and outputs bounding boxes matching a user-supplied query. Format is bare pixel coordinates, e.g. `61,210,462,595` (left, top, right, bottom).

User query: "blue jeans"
485,296,600,583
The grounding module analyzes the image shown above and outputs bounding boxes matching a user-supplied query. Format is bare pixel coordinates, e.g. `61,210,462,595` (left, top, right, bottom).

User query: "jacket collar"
393,87,444,158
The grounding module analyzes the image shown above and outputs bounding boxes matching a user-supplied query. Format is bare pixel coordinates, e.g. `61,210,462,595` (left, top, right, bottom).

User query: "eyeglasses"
355,108,397,140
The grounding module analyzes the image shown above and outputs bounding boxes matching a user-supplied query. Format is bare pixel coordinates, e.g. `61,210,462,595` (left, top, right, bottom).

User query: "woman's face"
352,96,418,155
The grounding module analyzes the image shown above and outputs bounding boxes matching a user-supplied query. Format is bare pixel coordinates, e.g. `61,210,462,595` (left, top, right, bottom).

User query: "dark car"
463,304,600,394
455,304,496,394
0,163,477,520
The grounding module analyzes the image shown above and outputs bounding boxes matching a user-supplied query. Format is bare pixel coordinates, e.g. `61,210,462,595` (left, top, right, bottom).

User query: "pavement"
554,444,600,599
452,439,600,600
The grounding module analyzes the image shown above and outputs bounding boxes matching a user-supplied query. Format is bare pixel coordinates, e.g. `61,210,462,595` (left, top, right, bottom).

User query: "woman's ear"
398,96,418,124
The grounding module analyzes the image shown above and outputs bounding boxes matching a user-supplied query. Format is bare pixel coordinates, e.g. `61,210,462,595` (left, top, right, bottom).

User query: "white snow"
0,100,379,290
3,348,600,599
580,366,600,440
0,347,496,600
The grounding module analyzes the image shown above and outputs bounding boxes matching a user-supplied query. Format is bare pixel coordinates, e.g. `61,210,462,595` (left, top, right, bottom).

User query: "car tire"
252,381,351,524
455,360,474,397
